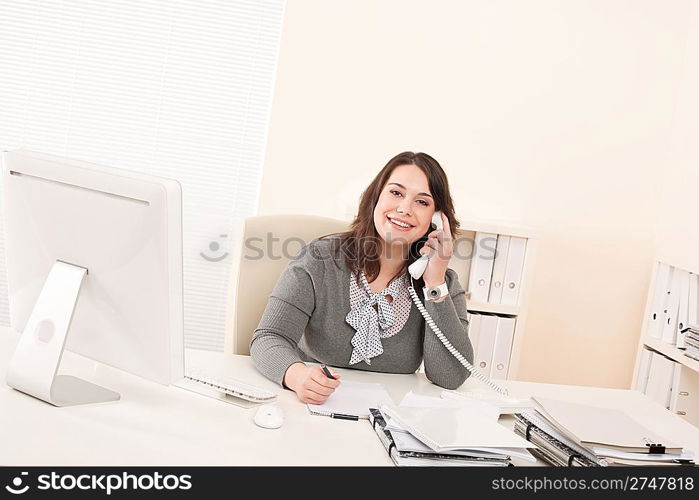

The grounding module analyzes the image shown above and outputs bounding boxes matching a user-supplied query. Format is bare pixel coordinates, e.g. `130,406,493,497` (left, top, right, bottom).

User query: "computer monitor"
2,149,183,406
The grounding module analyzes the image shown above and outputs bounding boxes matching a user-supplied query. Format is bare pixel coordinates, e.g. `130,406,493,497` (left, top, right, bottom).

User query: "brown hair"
322,151,459,287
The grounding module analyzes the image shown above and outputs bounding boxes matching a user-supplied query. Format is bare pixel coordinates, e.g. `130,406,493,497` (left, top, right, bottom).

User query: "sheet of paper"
307,380,392,418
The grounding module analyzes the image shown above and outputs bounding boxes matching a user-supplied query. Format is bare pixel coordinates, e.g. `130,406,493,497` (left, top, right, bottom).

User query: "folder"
532,397,681,454
648,263,673,340
380,404,533,452
488,235,510,304
490,316,516,380
635,347,653,393
500,237,527,306
468,232,497,303
645,353,676,409
661,270,682,345
474,315,498,376
676,269,691,349
468,313,483,356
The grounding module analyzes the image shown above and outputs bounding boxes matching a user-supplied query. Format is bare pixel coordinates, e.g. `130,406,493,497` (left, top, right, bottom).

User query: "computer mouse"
253,405,284,429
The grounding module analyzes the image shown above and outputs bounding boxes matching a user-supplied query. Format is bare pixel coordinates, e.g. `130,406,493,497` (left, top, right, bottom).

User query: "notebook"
532,397,681,454
307,380,393,419
380,404,533,453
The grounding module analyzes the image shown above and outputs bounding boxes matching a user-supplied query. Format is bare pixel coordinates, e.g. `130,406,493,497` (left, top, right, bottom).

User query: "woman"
250,152,473,404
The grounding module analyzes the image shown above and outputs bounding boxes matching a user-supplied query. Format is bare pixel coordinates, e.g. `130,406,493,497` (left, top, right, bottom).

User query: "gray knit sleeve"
249,244,324,386
421,268,474,390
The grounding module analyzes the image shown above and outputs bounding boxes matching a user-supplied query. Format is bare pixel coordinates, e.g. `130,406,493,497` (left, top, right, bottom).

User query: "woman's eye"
390,190,402,197
417,200,429,207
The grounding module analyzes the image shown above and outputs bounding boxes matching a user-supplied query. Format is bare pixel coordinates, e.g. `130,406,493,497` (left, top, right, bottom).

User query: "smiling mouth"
387,216,414,229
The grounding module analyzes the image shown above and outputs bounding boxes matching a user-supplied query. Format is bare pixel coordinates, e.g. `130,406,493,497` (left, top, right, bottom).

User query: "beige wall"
258,0,694,388
656,1,699,275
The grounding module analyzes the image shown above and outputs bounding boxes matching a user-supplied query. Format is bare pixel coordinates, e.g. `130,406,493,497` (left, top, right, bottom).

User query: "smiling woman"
250,152,473,404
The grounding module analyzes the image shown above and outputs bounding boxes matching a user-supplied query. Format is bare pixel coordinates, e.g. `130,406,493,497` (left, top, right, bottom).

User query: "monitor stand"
5,260,121,406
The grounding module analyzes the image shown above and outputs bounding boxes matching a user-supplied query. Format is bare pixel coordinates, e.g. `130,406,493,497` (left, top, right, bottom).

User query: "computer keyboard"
184,369,277,403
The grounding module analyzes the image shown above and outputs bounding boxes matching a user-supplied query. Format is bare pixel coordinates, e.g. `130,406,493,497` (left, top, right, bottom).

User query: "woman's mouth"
386,216,414,231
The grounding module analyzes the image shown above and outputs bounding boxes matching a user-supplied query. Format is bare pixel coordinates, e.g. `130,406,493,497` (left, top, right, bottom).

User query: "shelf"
466,301,519,316
456,220,539,239
643,337,699,372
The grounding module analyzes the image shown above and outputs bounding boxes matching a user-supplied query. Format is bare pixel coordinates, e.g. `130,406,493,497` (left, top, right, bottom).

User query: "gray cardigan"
249,237,474,390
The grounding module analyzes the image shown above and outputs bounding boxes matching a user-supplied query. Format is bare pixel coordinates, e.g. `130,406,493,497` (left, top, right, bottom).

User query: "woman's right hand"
283,363,341,404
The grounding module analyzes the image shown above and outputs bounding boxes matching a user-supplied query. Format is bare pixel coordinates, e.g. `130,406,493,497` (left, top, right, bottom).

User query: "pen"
330,413,359,421
320,364,336,380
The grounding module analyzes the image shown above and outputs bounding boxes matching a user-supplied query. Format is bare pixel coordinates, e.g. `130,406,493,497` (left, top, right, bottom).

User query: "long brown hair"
322,151,459,287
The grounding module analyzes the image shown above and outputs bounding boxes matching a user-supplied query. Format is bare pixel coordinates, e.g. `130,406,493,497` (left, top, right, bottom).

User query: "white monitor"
2,149,183,406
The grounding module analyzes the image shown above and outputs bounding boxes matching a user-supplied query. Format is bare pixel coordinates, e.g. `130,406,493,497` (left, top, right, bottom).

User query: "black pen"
331,413,359,421
320,364,336,380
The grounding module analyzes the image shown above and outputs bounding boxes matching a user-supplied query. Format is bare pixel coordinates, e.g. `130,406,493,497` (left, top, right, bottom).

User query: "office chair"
223,214,349,355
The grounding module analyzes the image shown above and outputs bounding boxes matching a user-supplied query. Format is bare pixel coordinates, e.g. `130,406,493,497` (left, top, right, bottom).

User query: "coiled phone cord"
408,279,510,396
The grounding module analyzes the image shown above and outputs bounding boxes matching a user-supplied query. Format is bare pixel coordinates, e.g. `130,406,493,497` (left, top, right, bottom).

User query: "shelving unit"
632,256,699,427
449,220,538,381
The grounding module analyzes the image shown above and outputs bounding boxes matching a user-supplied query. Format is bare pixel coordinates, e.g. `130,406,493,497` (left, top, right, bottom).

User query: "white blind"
0,0,286,351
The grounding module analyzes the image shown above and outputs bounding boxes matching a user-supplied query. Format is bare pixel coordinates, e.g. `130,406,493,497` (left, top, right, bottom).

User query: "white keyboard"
184,369,277,403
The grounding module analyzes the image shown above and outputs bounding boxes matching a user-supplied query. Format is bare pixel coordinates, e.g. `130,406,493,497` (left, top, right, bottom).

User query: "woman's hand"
283,363,341,404
420,212,453,291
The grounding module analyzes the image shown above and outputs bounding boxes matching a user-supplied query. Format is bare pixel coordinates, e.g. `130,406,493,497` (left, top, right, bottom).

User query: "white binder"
490,316,516,380
645,353,676,409
689,273,699,330
488,235,510,304
651,264,674,340
468,232,497,303
634,347,653,393
468,313,483,355
660,270,681,345
474,315,498,376
501,237,527,306
676,269,691,349
648,263,672,339
669,364,699,427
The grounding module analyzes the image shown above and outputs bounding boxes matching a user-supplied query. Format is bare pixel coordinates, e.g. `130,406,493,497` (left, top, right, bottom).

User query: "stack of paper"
368,404,535,467
683,323,699,362
515,397,695,466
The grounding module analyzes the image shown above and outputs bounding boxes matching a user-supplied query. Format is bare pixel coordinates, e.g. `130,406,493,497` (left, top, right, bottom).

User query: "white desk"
2,327,698,466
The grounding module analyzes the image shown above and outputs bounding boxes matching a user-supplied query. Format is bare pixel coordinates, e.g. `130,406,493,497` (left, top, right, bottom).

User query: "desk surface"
2,327,698,466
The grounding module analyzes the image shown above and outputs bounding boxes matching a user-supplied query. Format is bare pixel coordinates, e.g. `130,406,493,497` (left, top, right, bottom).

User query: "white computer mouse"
253,405,284,429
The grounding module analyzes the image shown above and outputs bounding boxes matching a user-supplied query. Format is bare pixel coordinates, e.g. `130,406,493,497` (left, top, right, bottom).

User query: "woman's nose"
397,199,412,216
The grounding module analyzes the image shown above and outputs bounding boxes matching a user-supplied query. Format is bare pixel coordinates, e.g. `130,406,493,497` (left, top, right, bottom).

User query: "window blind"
0,0,286,351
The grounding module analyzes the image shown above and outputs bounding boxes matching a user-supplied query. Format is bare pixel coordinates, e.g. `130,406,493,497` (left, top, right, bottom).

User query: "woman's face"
373,164,436,248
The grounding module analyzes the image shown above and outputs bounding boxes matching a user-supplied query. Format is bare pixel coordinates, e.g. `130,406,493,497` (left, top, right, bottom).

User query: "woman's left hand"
420,212,453,288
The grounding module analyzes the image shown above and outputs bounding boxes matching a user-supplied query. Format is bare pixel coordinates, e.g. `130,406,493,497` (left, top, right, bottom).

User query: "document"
307,380,393,419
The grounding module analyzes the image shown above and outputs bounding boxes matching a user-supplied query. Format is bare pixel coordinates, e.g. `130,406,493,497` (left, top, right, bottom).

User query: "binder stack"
368,405,535,467
368,409,511,467
515,397,696,466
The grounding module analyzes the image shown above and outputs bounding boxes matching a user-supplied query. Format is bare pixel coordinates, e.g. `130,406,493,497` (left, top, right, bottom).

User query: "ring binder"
525,423,534,441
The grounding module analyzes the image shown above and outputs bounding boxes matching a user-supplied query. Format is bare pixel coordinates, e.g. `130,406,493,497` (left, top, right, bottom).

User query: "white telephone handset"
406,210,510,396
407,211,444,280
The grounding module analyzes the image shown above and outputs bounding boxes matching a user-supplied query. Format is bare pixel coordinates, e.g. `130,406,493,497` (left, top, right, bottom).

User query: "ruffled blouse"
345,270,412,365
